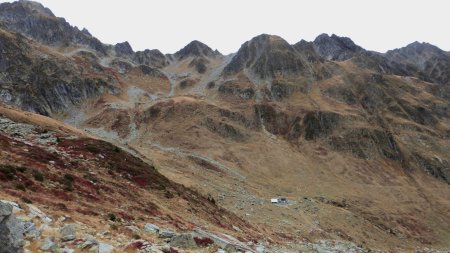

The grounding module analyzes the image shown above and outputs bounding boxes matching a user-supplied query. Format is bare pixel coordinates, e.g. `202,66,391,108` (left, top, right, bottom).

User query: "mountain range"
0,1,449,252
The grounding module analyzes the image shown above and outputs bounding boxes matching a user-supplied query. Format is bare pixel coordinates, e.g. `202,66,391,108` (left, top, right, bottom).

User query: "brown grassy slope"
0,104,261,242
78,56,450,251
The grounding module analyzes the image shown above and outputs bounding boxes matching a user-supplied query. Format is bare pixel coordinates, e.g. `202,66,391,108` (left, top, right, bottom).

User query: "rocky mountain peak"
174,40,219,60
293,39,322,63
114,41,134,57
0,0,107,54
313,33,364,61
134,49,169,68
9,0,54,17
223,34,312,78
385,41,450,85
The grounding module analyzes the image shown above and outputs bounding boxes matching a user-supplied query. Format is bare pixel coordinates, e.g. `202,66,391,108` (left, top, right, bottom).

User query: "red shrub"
165,248,179,253
132,175,149,188
51,189,72,201
119,211,135,221
127,241,146,250
193,237,214,247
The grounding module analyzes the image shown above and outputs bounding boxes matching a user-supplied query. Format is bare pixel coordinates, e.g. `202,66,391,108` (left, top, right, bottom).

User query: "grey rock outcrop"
114,41,134,57
40,237,57,252
23,221,40,239
0,202,24,253
98,242,114,253
59,224,76,242
313,33,364,61
169,233,197,249
134,49,169,68
158,229,176,238
144,223,160,234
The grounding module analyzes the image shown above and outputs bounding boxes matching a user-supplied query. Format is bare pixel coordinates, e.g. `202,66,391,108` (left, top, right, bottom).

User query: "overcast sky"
3,0,449,54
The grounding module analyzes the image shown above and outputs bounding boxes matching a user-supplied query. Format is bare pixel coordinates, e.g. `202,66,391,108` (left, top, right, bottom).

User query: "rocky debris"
0,202,24,253
174,40,220,60
311,240,369,253
40,237,58,252
144,223,160,234
159,229,176,238
313,33,364,61
98,242,114,253
169,233,197,249
59,224,76,242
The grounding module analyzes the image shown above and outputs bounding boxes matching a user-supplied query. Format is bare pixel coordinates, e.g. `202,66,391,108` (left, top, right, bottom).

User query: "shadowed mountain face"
0,0,107,53
0,1,449,252
385,42,450,85
312,33,365,61
223,34,313,78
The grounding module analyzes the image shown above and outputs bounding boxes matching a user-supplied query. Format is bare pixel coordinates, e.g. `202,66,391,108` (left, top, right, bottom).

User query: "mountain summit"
223,34,313,78
174,40,220,59
313,33,364,61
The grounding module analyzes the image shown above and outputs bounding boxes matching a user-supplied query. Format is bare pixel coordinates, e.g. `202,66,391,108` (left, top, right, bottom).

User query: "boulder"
0,200,22,214
0,202,24,253
80,235,98,249
125,225,140,233
158,229,176,238
144,223,160,234
23,221,40,238
27,204,52,223
59,224,76,242
169,233,197,249
98,242,114,253
61,248,74,253
40,237,58,252
192,229,254,252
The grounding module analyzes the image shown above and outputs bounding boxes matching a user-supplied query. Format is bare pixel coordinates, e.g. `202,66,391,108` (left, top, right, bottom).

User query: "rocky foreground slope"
0,1,449,252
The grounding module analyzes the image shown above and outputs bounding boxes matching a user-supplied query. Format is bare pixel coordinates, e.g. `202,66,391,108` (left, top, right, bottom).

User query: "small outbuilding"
271,197,288,204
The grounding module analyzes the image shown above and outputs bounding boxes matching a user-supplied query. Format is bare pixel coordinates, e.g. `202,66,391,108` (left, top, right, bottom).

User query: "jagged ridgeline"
0,1,449,252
